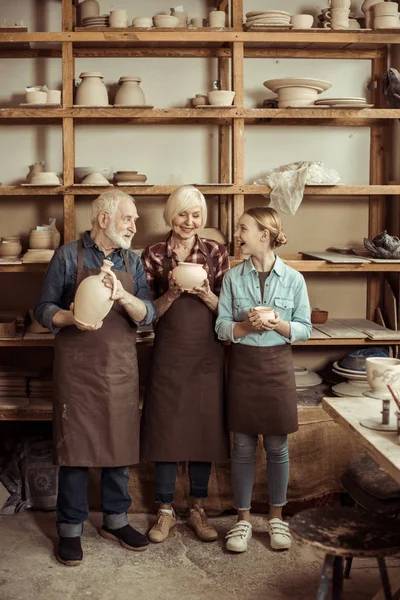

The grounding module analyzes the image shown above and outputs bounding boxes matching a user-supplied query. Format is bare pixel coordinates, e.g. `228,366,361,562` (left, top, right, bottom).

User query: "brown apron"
228,343,298,436
53,239,140,467
140,247,229,463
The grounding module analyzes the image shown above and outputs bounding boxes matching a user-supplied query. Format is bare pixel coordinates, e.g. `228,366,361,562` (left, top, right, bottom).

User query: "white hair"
163,185,207,228
91,190,136,226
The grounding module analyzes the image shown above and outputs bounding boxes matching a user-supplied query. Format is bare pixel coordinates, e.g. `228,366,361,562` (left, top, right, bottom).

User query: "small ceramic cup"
291,14,314,28
109,10,128,27
253,306,275,324
191,17,204,27
26,90,47,104
47,90,61,104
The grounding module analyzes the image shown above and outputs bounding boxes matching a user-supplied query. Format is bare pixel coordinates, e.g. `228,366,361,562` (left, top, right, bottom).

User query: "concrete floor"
0,511,399,600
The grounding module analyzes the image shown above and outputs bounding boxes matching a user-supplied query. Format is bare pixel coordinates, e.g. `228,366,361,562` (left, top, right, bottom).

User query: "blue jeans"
231,433,289,510
155,462,211,504
56,466,131,537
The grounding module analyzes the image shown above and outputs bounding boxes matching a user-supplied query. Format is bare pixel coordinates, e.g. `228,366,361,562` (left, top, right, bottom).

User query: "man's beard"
106,223,133,250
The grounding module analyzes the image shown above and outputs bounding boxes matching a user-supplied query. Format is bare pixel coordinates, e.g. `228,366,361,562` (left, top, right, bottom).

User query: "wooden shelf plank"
294,338,397,345
0,407,52,421
0,264,47,273
229,257,400,272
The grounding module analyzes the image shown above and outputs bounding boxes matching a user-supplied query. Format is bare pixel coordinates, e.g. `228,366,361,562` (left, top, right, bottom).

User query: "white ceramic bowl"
153,15,179,27
207,90,235,105
81,172,111,185
278,87,318,107
74,167,113,182
132,17,153,27
291,14,314,28
25,90,48,104
30,172,60,184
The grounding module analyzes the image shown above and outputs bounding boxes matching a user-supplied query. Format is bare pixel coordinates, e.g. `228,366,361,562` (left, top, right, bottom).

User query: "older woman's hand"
167,271,184,302
188,277,212,300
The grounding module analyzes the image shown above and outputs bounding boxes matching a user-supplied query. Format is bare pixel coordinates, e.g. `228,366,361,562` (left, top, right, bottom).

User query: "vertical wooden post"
63,195,76,244
232,40,244,257
62,0,74,32
368,52,388,320
218,56,231,241
231,0,243,30
62,36,75,242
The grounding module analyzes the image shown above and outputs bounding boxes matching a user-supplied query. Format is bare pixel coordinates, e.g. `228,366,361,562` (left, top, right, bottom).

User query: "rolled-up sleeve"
215,272,238,343
134,257,156,325
284,275,312,343
34,251,66,333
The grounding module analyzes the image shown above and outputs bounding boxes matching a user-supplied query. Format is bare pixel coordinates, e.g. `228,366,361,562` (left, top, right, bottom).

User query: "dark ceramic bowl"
338,347,389,372
311,308,328,324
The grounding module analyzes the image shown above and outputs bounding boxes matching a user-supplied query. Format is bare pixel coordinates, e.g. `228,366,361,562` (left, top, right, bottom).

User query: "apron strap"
77,238,84,270
122,250,132,274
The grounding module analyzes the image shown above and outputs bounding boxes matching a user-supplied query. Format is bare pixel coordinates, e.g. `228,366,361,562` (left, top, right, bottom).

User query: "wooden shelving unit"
1,0,399,420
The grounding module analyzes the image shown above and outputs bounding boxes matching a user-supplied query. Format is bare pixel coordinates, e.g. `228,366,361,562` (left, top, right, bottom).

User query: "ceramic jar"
172,262,207,290
109,10,128,27
73,259,118,326
79,0,100,25
75,72,109,106
27,162,45,182
114,77,146,106
209,10,226,27
29,230,54,250
253,306,275,324
0,240,22,258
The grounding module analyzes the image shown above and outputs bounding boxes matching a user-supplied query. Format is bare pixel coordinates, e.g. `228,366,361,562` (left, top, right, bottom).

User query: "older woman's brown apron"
228,343,298,435
53,240,140,467
140,249,229,463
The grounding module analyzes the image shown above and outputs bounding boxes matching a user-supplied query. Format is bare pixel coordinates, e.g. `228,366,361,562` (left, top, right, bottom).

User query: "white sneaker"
267,518,292,550
225,520,252,553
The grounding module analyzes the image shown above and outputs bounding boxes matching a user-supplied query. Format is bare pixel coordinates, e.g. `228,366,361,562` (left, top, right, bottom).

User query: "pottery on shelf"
0,240,22,258
74,166,113,183
209,10,226,27
26,161,45,182
291,14,314,29
172,262,207,290
114,77,146,106
364,357,400,399
73,259,118,326
132,17,153,27
75,72,109,106
79,0,100,25
207,90,236,105
109,10,128,28
30,172,60,185
153,15,179,28
253,306,275,324
81,172,111,185
263,77,332,108
25,89,47,104
29,230,54,250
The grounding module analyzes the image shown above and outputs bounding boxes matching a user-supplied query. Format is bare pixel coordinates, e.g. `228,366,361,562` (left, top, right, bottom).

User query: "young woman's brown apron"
140,246,229,463
53,239,140,467
227,343,298,436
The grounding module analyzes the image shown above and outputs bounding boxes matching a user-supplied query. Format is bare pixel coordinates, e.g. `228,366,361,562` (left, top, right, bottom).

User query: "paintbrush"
387,385,400,411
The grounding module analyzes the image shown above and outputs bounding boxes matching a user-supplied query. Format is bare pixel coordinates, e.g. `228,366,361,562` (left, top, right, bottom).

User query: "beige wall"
0,0,383,370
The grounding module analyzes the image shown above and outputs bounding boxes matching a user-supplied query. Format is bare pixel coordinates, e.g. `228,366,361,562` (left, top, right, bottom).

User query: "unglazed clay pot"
114,77,146,106
29,230,54,250
79,0,100,25
75,72,109,106
172,262,207,290
0,241,22,258
73,259,118,326
253,306,275,324
27,162,45,182
365,357,400,399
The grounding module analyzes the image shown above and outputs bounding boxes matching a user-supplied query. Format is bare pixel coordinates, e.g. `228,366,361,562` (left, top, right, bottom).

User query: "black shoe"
56,536,83,566
99,524,149,551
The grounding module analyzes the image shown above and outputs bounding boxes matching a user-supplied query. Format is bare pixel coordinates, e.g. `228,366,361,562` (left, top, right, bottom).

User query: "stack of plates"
21,249,55,263
314,97,373,108
82,15,110,28
244,10,292,29
331,361,369,397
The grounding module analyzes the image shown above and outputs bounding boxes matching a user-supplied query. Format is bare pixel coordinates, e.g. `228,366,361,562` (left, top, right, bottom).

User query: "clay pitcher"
73,259,118,326
27,161,45,182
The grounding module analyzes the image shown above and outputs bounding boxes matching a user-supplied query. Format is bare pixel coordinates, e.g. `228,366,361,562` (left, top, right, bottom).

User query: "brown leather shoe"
187,505,218,542
148,509,177,543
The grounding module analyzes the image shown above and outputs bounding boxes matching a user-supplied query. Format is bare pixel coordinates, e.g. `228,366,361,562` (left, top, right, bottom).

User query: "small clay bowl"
311,309,329,324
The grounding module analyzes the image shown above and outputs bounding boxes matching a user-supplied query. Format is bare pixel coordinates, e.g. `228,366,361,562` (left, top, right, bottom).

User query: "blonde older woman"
141,185,229,543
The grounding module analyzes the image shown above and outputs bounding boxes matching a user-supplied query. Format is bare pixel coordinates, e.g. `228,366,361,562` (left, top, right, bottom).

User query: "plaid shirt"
142,233,230,299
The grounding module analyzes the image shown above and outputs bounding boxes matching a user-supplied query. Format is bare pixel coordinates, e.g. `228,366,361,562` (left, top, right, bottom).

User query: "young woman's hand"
167,271,184,302
248,309,281,332
261,311,281,331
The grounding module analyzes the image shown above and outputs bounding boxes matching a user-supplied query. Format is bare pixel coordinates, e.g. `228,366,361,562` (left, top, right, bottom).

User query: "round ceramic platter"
264,78,332,93
332,371,367,383
116,182,152,186
315,97,366,102
332,361,366,375
246,10,290,17
248,25,293,29
332,382,370,397
375,26,400,29
113,105,154,108
19,103,61,107
78,183,112,186
21,183,60,187
73,104,111,107
195,104,236,108
327,104,374,108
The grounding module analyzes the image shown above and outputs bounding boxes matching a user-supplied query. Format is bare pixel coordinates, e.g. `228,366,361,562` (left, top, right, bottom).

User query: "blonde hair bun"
275,231,287,247
243,207,287,248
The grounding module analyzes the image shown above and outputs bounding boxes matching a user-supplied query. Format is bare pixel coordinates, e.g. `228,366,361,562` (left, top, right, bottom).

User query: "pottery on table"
73,259,118,326
172,262,207,290
109,10,128,27
79,0,100,25
75,72,109,106
207,90,235,105
311,308,329,324
30,172,60,185
0,240,22,258
26,161,45,182
364,357,400,399
74,166,113,183
291,14,314,28
132,17,153,27
338,347,388,372
209,10,226,27
25,89,47,104
253,306,275,324
29,230,54,250
114,77,146,106
332,380,370,397
153,15,179,28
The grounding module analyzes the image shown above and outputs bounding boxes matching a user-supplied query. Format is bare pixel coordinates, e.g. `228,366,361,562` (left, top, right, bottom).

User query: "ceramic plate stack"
263,77,332,108
113,171,148,185
331,361,369,397
82,14,110,28
244,10,292,30
314,97,373,108
294,367,322,390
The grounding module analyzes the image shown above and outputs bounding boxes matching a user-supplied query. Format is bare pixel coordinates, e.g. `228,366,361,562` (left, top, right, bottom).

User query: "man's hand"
70,302,103,331
103,274,127,303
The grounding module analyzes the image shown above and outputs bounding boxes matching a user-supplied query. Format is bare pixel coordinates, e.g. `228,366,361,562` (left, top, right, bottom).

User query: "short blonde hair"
244,207,287,248
91,190,135,226
163,185,207,228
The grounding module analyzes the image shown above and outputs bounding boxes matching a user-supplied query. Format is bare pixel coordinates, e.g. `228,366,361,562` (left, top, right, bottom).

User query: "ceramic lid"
79,72,104,78
118,77,141,83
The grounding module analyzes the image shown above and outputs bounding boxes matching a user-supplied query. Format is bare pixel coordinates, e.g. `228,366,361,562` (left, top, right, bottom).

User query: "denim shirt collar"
243,254,285,278
81,230,124,258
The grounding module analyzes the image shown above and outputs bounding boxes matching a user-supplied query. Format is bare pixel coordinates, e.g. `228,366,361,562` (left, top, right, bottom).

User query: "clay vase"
27,161,45,182
253,306,275,324
0,240,22,258
79,0,100,25
365,357,400,399
172,262,207,290
75,72,109,106
114,77,146,106
73,259,118,326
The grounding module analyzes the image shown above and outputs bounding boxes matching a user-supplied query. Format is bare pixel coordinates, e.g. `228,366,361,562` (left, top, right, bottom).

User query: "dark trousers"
56,466,131,536
155,461,212,504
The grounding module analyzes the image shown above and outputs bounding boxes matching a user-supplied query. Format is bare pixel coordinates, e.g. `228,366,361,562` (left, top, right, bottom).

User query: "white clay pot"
75,72,109,106
0,241,22,258
374,2,399,16
277,87,318,107
253,306,275,324
209,10,226,27
374,14,399,27
29,230,54,250
79,0,100,25
114,77,146,106
172,262,207,290
73,259,118,326
109,10,128,27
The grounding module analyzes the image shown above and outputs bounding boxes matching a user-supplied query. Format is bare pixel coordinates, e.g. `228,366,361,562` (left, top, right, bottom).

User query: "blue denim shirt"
215,255,312,346
34,231,156,332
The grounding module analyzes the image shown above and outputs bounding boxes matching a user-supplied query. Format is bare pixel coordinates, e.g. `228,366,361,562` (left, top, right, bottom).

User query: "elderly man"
34,190,155,566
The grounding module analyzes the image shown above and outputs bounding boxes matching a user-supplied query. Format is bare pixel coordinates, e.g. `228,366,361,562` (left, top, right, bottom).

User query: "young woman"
141,185,229,543
215,207,312,553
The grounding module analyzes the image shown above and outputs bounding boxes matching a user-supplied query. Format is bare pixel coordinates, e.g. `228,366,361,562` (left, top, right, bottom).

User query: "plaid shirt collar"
165,231,208,260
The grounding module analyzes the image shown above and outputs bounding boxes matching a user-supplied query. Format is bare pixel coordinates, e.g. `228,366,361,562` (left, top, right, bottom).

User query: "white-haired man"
35,190,155,566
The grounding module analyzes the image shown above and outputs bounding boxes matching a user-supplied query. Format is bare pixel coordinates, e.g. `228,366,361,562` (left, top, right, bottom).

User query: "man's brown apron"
228,343,298,436
141,247,229,463
53,239,140,467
